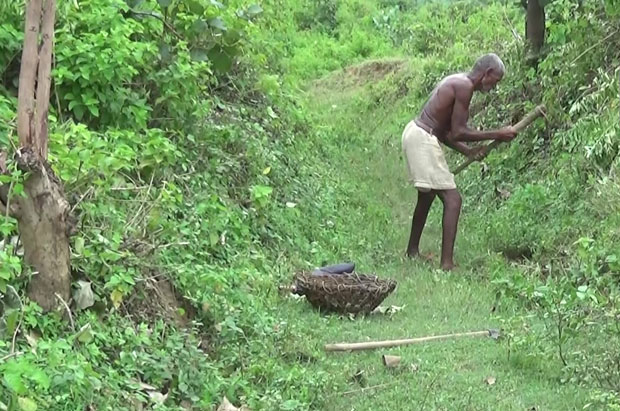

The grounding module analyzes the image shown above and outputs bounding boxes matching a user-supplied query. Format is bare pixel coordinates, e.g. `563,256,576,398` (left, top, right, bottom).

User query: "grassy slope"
275,61,589,410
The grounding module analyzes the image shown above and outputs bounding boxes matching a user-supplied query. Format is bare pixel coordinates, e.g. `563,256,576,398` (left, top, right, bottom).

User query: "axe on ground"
452,104,547,175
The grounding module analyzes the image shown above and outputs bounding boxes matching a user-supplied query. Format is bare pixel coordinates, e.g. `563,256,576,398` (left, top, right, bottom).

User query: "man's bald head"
472,53,505,76
471,53,505,92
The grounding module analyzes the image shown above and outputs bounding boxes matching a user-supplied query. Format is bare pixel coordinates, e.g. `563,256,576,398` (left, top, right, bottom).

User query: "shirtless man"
401,53,517,270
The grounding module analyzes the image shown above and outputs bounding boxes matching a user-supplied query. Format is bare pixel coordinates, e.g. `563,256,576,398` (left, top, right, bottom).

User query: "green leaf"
192,18,209,33
73,105,85,121
17,397,37,411
159,43,172,62
247,4,263,16
190,48,209,62
3,286,21,310
87,105,99,117
210,0,224,9
208,17,227,31
207,46,233,73
187,0,204,14
75,323,94,343
74,237,85,255
5,309,19,336
157,0,171,8
209,232,219,247
4,371,26,394
29,368,50,390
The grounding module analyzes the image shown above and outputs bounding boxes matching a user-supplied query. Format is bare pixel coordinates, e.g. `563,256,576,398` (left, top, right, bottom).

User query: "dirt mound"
313,58,407,91
124,276,196,328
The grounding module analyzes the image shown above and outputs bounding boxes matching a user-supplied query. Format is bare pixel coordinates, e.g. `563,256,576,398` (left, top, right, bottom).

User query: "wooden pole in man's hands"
452,104,547,175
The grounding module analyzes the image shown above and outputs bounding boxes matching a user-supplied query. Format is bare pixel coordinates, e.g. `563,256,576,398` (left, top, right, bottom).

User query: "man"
401,53,517,270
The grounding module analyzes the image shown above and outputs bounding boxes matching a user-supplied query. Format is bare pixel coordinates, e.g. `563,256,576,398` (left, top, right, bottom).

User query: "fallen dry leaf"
484,376,496,385
217,397,239,411
148,391,168,404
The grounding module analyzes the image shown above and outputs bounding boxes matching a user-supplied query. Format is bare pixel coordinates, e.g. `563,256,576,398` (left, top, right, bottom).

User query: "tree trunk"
5,0,73,312
16,149,72,311
526,0,545,58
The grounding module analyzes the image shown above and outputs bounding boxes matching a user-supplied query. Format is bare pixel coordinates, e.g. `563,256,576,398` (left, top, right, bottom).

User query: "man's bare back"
415,74,473,143
414,72,515,149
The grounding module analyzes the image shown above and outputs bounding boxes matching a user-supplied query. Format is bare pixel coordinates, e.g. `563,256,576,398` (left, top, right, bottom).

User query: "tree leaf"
74,237,85,255
210,0,224,9
110,289,124,309
207,46,233,73
192,18,209,33
18,397,37,411
4,371,26,394
73,281,95,311
159,43,172,62
208,17,227,31
247,4,263,16
187,0,204,14
4,309,19,336
73,105,85,121
190,48,209,62
75,323,94,343
157,0,172,8
3,286,21,310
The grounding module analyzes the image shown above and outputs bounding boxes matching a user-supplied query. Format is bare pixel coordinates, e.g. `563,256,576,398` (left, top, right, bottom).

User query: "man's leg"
436,189,462,270
406,190,436,258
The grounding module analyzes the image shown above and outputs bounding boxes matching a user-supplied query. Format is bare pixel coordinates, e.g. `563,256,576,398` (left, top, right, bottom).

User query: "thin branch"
55,293,75,331
502,8,521,42
10,312,23,354
110,185,151,191
338,382,396,396
0,352,24,363
129,10,183,40
571,30,619,65
35,0,57,159
125,173,154,231
17,0,43,147
5,180,14,220
70,186,94,214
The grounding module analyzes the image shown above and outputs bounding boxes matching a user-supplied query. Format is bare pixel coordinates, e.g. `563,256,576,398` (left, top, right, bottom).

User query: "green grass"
273,60,590,411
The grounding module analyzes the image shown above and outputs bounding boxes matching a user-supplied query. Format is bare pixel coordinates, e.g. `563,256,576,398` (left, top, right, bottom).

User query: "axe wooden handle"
324,329,493,352
452,104,546,175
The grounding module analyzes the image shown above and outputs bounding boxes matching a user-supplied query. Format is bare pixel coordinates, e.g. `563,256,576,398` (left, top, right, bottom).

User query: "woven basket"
293,272,397,314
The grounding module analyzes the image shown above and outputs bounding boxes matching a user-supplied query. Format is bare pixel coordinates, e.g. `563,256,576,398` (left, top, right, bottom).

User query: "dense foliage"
0,0,618,409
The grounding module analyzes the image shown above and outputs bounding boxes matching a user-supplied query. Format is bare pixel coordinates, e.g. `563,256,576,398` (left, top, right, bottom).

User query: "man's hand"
467,146,488,161
496,126,517,142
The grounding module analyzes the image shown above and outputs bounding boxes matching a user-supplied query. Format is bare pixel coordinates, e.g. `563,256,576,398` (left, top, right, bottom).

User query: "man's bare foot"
406,249,420,259
407,250,435,263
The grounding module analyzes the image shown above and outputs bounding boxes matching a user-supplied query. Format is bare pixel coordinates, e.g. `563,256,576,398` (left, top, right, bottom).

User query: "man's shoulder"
437,74,472,94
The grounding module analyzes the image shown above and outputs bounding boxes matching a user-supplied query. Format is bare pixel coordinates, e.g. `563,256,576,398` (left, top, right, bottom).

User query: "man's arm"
447,82,516,143
443,137,471,156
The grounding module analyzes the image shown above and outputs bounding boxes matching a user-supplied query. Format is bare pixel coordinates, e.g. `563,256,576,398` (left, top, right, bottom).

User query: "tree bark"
12,0,72,312
15,149,72,312
17,0,42,148
526,0,545,57
35,0,56,159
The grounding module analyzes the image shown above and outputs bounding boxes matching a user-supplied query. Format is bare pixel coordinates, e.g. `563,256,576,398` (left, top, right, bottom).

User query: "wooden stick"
325,329,494,352
452,104,546,175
